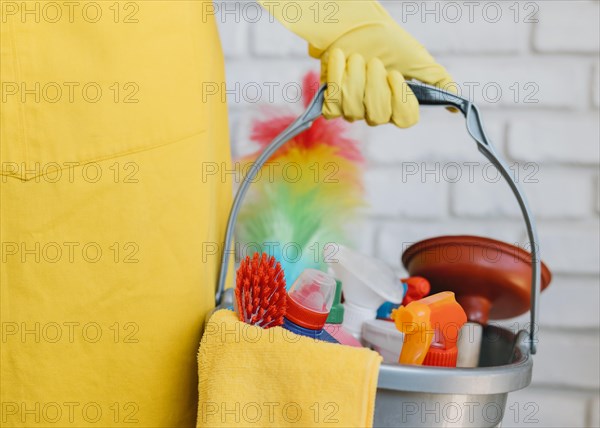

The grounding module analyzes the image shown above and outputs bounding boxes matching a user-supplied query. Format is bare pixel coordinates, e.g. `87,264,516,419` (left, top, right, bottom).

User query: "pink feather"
248,71,364,164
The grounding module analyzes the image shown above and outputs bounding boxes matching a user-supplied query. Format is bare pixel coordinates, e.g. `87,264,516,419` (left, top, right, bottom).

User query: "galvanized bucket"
374,326,532,427
214,84,541,428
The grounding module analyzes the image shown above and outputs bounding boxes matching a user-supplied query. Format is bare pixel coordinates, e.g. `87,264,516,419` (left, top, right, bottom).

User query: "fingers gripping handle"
214,83,541,355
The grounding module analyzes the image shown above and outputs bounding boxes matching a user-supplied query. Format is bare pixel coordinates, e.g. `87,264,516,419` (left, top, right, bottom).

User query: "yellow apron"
1,1,231,425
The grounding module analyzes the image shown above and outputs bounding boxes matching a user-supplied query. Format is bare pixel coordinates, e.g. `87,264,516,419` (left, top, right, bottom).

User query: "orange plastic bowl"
401,235,552,324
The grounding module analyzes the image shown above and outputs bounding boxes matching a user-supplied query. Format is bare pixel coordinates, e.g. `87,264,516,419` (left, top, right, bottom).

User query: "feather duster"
236,71,365,287
247,72,364,164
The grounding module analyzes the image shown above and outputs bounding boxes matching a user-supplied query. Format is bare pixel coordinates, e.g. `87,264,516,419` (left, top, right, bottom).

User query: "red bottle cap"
286,297,329,330
423,346,459,367
402,276,431,305
285,269,336,330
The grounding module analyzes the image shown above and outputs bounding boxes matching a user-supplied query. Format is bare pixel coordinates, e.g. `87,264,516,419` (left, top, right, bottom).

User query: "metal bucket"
375,327,531,427
214,83,541,428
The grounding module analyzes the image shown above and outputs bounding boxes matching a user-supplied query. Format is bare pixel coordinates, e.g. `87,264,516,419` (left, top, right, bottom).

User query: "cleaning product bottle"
283,269,338,343
326,244,404,340
392,301,433,365
376,276,430,321
375,283,407,321
323,280,363,347
392,291,467,367
361,319,405,362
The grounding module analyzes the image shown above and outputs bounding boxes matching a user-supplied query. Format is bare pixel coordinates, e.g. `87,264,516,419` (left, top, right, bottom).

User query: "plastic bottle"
283,269,338,343
326,245,404,340
323,280,363,347
393,291,467,367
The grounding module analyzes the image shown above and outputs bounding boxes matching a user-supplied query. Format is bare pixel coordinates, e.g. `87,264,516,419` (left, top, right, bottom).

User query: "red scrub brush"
235,252,287,328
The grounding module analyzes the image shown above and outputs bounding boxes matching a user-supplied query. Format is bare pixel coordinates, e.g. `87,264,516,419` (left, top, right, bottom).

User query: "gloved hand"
259,1,455,127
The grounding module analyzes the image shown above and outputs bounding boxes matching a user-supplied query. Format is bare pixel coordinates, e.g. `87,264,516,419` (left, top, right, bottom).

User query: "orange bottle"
392,291,467,367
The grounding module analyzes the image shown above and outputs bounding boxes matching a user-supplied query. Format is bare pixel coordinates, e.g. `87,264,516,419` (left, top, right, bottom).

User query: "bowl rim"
401,235,552,288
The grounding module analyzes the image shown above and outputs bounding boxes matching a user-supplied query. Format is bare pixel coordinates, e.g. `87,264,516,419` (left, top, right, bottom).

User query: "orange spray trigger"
392,292,467,367
421,291,467,367
391,302,433,365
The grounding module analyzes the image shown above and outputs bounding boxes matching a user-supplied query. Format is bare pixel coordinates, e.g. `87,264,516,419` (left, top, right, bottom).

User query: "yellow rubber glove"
259,1,455,127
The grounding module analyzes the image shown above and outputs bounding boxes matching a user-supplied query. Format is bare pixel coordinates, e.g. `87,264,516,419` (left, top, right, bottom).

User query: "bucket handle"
214,83,541,355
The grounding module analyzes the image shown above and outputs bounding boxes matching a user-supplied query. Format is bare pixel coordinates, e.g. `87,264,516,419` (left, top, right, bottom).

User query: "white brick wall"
451,167,595,219
533,1,600,53
444,57,590,109
364,166,450,219
386,1,530,55
508,114,600,165
217,1,600,426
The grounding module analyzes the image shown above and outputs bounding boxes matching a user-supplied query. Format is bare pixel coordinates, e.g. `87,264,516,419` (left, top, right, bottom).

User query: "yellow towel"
197,310,382,427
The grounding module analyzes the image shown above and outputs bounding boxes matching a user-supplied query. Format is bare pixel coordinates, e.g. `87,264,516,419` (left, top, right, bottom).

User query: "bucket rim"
377,329,532,395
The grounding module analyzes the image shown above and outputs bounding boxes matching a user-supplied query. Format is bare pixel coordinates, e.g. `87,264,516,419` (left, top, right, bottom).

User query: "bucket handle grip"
214,83,541,355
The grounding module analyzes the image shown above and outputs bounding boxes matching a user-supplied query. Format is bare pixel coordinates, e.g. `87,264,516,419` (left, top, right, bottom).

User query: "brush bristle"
235,253,287,328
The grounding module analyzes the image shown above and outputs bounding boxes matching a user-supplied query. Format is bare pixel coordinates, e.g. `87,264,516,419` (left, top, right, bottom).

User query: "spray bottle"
392,291,467,367
326,245,404,340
